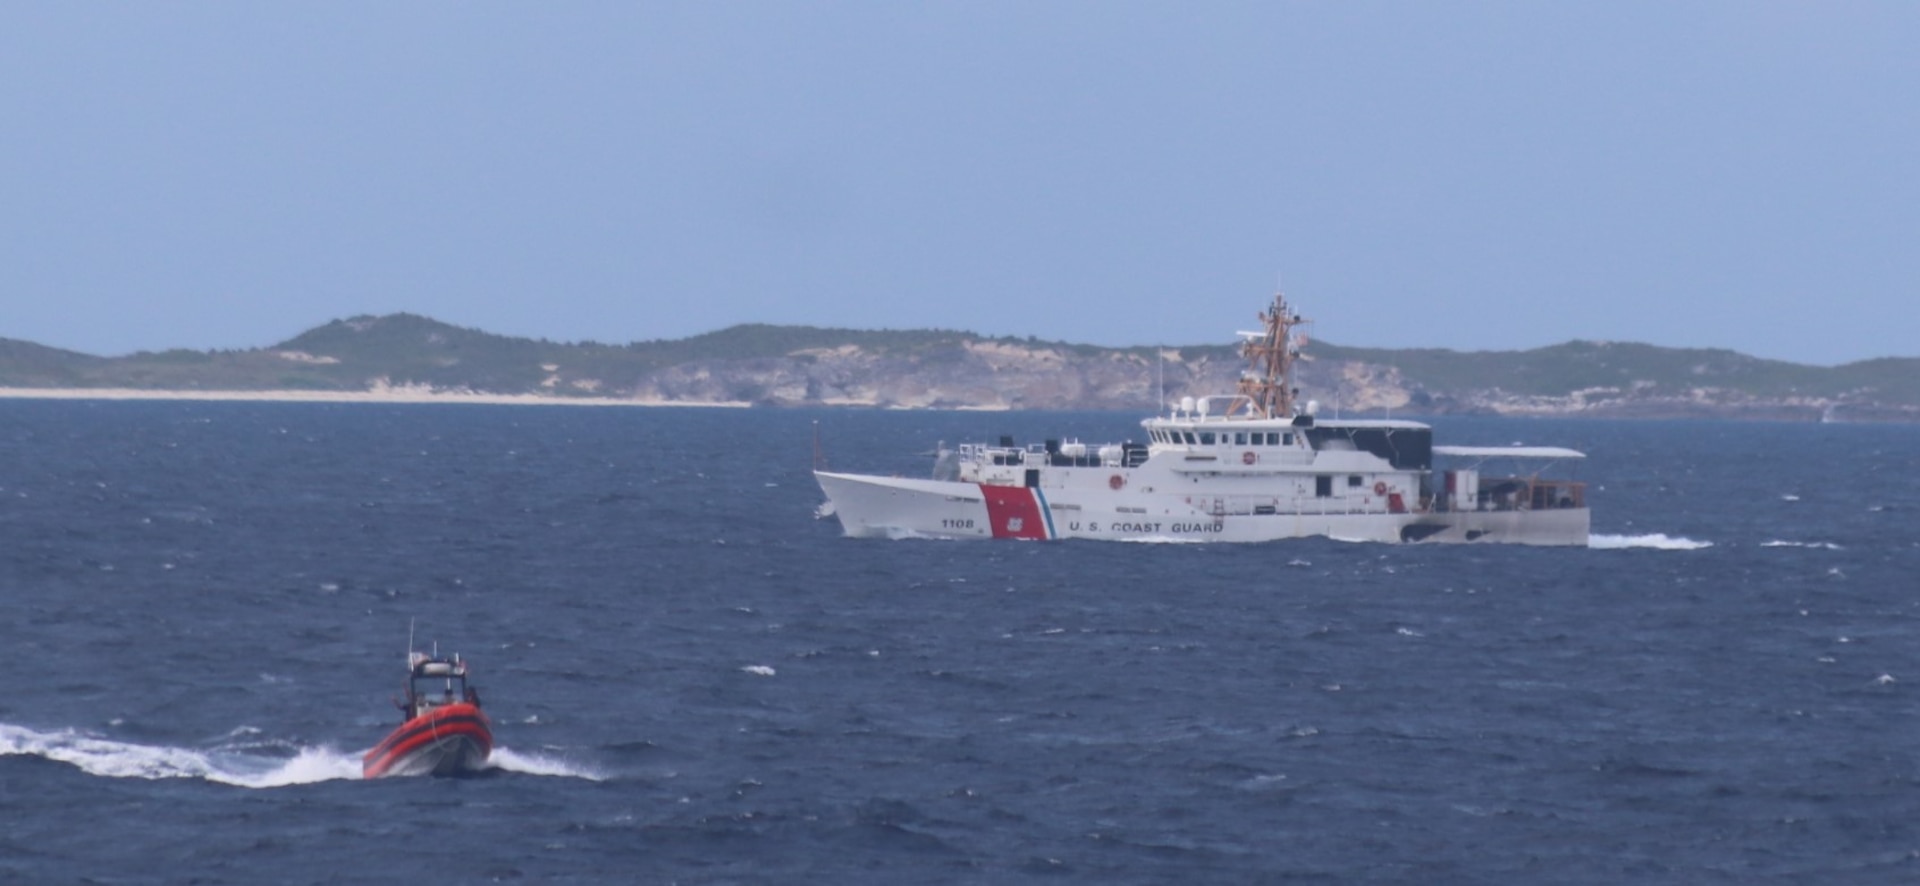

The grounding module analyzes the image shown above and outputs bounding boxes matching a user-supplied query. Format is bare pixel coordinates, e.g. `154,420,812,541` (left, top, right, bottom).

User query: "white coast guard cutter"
815,291,1589,546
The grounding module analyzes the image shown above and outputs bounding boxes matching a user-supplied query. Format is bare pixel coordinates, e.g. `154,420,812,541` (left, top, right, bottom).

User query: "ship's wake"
0,722,602,787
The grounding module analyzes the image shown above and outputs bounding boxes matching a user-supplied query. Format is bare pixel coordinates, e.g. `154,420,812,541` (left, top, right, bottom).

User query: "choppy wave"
1589,533,1714,550
0,722,602,786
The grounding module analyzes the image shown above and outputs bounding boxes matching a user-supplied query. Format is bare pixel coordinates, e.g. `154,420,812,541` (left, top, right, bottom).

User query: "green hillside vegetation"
2,314,1916,412
0,339,107,386
627,323,1122,363
1312,339,1920,404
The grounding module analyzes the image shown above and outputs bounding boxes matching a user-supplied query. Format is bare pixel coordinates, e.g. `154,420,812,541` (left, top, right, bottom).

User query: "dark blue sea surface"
3,400,1918,884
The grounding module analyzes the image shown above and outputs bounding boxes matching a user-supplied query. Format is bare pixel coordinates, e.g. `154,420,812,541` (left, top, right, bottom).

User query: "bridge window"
1315,476,1333,497
1348,475,1363,488
1199,432,1215,445
1234,432,1247,445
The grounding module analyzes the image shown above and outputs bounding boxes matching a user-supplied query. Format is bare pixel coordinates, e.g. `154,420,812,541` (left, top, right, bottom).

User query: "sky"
2,3,1915,365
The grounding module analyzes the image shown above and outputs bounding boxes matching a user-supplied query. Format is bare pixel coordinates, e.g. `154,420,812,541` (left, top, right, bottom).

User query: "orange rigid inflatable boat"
363,650,493,778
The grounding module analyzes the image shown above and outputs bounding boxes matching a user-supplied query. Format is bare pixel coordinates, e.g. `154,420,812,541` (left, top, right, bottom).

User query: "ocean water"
2,400,1918,884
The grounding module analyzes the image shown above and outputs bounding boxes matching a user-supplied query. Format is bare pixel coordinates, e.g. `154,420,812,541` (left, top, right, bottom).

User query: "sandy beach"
0,385,750,408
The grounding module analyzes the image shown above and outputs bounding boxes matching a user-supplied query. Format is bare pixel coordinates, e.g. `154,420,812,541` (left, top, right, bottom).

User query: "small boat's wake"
0,722,359,788
0,722,601,787
487,746,605,781
1589,533,1714,550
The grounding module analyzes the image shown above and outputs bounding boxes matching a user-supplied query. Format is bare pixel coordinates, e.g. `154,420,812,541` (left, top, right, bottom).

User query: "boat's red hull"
363,703,493,778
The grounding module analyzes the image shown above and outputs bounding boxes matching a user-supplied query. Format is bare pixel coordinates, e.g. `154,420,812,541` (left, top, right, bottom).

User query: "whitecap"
740,664,776,676
1588,533,1713,550
1237,773,1289,791
1761,540,1843,550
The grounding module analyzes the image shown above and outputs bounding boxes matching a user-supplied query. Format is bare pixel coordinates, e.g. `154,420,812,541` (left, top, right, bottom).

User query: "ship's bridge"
1143,395,1435,471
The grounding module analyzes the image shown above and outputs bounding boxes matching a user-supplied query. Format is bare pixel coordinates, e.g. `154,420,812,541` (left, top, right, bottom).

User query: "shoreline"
0,386,751,408
0,386,1910,421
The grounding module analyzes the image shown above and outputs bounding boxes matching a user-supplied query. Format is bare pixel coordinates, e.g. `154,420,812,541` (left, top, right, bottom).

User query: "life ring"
1373,481,1388,496
1241,451,1256,465
1109,474,1125,490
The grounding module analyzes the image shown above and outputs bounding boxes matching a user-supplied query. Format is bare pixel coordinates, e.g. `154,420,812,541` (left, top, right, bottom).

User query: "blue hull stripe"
1033,488,1056,539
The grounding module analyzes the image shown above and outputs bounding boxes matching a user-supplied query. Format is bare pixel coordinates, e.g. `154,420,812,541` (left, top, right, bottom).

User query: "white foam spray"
1588,533,1714,550
1,722,603,787
487,746,606,781
0,722,359,788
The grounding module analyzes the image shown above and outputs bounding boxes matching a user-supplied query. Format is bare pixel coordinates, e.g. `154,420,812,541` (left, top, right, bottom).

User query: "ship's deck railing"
1181,482,1583,518
956,442,1125,469
1433,477,1586,513
1176,494,1405,518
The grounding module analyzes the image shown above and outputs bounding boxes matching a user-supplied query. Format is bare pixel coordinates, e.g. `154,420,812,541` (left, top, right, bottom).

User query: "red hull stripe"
364,705,494,777
980,485,1051,540
363,732,489,778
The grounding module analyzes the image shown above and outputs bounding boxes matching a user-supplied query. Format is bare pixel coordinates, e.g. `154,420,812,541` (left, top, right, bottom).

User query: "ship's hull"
816,471,1588,546
363,703,493,778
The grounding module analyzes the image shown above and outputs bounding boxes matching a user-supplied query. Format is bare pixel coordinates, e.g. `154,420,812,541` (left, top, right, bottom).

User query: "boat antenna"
407,617,415,662
1236,289,1310,419
812,420,828,471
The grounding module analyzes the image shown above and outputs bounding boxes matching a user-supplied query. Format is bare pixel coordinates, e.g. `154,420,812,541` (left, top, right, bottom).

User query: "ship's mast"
1236,291,1310,419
